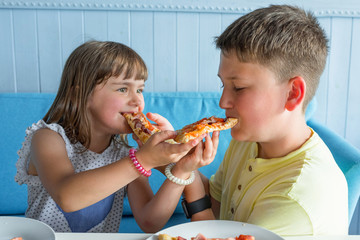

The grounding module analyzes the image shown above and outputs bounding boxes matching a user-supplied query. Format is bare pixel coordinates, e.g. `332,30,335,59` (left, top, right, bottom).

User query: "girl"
15,41,218,233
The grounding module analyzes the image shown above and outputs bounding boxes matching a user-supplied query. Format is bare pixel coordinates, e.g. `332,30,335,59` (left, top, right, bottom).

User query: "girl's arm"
128,132,219,233
31,128,143,212
30,128,199,212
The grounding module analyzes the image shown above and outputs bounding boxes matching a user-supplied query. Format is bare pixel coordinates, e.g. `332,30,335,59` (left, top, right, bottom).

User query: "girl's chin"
122,125,134,134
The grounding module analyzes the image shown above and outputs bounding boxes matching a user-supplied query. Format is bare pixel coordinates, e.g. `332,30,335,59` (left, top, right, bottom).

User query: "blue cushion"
119,213,189,233
0,92,230,215
0,92,322,230
0,93,55,215
305,97,317,121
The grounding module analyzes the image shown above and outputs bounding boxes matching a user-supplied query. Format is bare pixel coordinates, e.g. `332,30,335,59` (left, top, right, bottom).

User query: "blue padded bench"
1,92,359,233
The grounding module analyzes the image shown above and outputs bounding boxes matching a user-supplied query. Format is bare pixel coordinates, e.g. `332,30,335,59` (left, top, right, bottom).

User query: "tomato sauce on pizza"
174,116,238,143
123,113,238,144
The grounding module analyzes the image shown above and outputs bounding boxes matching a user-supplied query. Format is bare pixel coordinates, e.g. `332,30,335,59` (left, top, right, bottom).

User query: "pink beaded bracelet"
129,148,152,177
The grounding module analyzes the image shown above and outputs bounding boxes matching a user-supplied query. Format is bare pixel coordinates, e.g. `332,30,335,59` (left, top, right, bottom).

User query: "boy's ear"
285,76,305,111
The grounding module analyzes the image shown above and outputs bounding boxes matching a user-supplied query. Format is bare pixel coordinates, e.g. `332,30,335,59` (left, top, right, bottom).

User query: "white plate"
0,216,55,240
147,220,284,240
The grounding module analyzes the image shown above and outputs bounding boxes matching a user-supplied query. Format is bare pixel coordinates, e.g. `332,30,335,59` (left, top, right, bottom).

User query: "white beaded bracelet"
164,163,195,186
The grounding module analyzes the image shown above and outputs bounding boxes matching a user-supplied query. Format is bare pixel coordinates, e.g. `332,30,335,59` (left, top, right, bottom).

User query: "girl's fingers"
149,130,177,144
146,112,174,131
146,112,160,123
132,133,143,147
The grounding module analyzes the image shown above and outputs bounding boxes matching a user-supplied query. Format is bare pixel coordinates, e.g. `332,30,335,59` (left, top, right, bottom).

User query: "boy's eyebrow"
218,73,242,81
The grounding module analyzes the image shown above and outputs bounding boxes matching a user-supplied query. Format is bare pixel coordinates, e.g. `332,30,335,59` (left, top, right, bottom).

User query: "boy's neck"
256,122,312,159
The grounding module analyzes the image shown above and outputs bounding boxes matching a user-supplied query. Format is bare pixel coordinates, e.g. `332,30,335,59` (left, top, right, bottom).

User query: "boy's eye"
234,87,244,92
137,89,143,93
118,88,127,93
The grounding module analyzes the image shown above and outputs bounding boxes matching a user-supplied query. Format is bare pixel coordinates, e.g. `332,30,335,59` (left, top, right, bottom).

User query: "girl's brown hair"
43,41,148,149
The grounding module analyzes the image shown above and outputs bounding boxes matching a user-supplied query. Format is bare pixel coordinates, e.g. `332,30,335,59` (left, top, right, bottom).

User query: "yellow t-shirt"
209,129,348,236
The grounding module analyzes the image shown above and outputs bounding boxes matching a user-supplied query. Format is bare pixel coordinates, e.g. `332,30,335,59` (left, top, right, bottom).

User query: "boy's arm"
130,132,219,232
183,171,219,221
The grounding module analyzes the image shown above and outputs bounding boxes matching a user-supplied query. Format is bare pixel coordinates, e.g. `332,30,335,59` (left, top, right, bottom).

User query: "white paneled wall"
0,0,359,233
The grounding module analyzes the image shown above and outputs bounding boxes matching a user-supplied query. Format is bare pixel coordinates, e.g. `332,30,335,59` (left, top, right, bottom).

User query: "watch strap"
181,195,212,219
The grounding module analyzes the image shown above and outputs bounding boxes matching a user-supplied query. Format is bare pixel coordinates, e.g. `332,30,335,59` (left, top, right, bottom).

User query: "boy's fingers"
203,133,213,159
211,131,220,158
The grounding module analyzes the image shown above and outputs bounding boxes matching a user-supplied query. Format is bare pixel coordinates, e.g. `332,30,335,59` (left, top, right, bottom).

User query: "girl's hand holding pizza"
129,112,174,147
146,112,174,131
134,130,205,171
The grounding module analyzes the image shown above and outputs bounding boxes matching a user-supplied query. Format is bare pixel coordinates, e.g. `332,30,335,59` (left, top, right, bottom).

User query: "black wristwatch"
181,195,212,219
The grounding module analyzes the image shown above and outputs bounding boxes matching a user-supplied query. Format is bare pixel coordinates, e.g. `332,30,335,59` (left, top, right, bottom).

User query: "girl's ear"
285,76,306,111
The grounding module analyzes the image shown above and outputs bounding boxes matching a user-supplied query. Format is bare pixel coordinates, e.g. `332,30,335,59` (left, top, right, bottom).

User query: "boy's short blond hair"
216,5,328,110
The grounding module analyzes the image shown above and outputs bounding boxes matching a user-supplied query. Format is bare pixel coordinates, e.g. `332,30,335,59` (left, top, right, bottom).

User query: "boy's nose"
219,92,231,109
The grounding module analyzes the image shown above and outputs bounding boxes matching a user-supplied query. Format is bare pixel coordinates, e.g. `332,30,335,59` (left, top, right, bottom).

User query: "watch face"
181,196,212,219
181,199,191,218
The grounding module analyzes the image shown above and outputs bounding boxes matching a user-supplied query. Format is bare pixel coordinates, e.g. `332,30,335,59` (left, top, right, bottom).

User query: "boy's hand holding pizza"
175,132,220,172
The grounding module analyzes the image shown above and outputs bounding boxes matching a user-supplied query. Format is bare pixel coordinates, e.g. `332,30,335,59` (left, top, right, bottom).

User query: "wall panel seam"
35,9,41,92
10,9,17,92
1,1,360,17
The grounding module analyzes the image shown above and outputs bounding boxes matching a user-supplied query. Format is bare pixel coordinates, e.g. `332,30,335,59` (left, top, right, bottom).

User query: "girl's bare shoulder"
31,127,67,149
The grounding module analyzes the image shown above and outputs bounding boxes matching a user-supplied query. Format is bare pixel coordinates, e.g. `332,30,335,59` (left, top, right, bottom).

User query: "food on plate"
158,233,255,240
10,237,23,240
123,112,238,144
158,233,186,240
174,116,238,143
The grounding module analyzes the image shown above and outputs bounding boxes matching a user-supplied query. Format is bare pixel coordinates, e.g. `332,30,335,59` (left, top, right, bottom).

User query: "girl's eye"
137,89,144,94
118,88,127,93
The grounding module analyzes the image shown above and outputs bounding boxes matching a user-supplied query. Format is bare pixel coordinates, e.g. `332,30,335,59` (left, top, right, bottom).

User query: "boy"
182,5,348,236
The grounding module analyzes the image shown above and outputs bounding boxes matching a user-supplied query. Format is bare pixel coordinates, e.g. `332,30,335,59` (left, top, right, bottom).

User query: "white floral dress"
15,120,129,232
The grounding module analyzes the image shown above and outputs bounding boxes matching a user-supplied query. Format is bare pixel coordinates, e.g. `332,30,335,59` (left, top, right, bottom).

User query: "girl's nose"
129,93,142,107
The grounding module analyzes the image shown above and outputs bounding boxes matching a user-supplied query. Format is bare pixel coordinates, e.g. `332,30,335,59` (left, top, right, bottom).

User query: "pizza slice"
174,116,238,143
122,112,161,144
123,113,238,144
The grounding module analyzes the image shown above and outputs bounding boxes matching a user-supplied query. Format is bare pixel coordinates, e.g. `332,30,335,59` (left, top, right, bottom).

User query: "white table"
55,233,360,240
